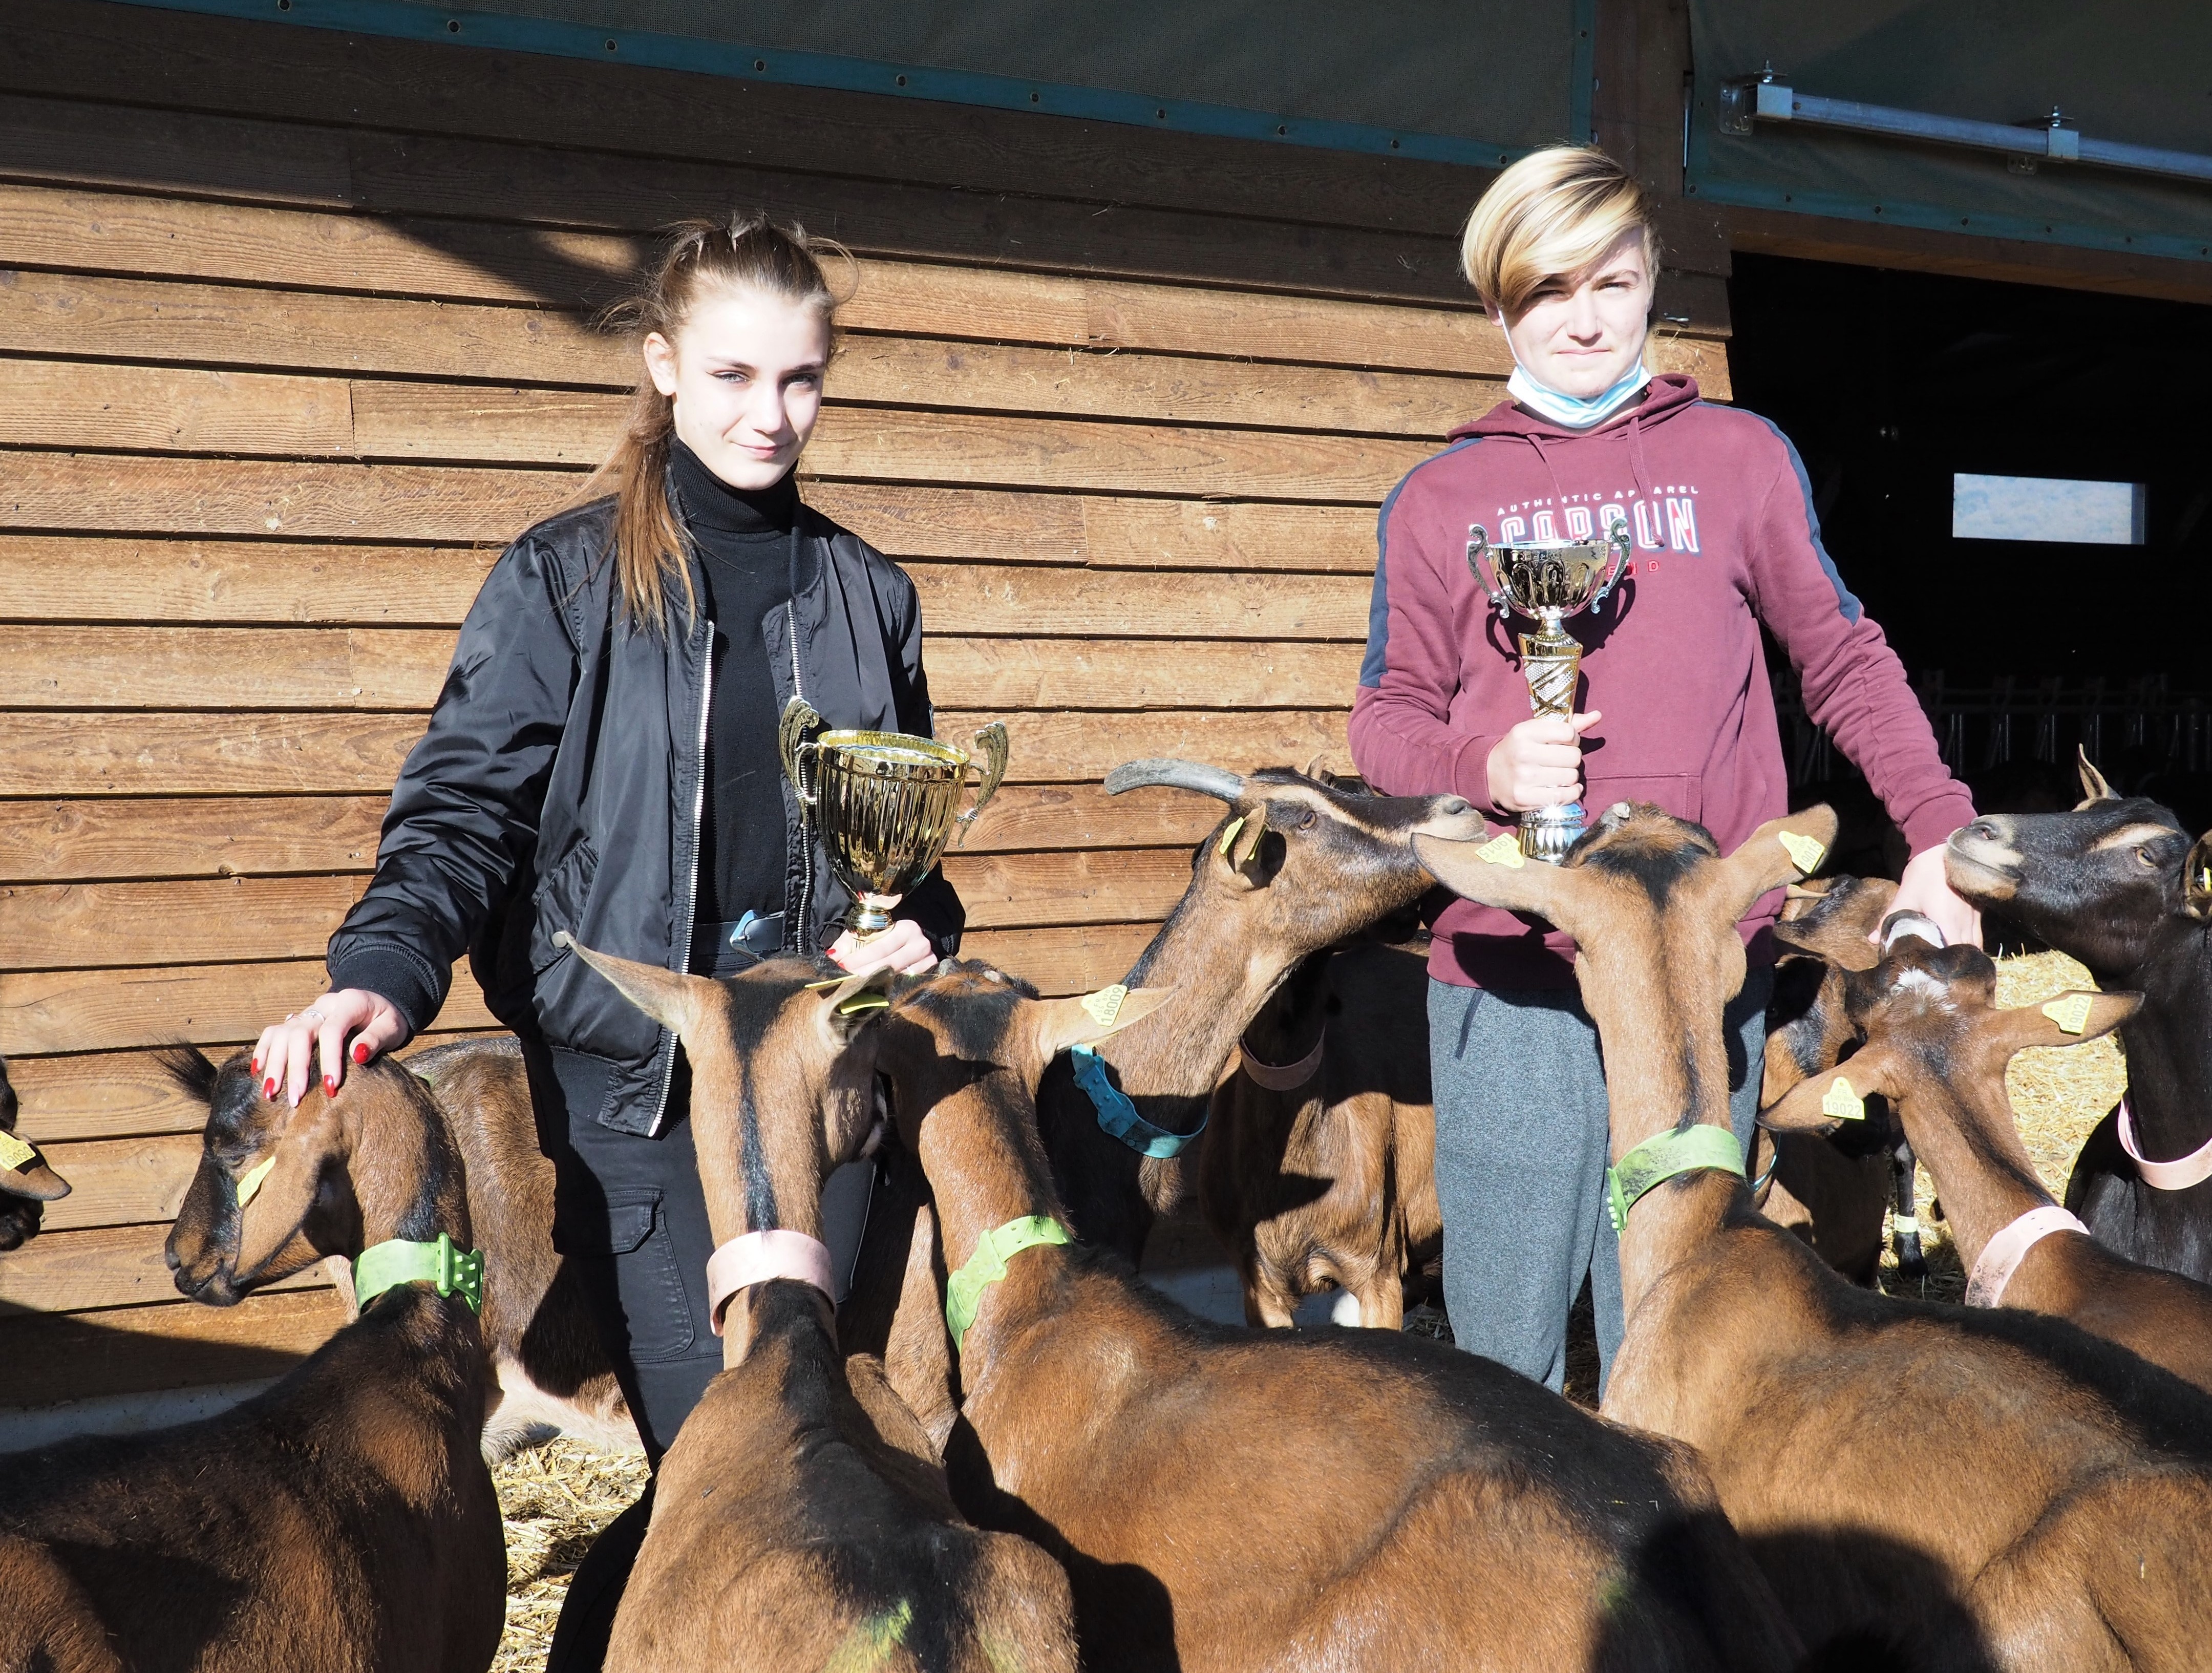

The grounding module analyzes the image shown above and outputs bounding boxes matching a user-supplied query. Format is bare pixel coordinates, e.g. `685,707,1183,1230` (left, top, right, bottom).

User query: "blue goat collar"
1070,1045,1205,1159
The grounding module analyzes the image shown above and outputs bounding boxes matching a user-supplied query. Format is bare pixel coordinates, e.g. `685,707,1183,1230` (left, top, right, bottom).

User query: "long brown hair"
579,215,850,630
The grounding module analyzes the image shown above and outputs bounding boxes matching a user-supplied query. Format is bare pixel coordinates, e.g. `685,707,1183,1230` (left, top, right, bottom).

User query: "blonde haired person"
1349,147,1976,1393
248,217,961,1667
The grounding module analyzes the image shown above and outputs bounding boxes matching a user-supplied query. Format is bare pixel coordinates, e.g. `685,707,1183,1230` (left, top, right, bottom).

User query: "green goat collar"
945,1215,1069,1353
354,1232,484,1314
1606,1126,1747,1234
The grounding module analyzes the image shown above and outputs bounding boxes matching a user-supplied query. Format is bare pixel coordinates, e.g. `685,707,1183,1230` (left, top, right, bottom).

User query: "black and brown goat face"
167,1051,357,1305
1108,758,1484,952
1,1052,72,1252
1946,772,2205,974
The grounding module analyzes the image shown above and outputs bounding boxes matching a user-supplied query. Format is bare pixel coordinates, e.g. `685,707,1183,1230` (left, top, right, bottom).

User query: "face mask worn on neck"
1507,353,1652,431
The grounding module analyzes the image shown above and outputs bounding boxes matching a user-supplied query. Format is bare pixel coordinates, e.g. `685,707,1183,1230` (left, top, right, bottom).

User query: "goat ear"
1412,831,1598,937
2184,835,2212,922
1769,879,1891,972
1211,805,1274,886
819,964,900,1042
232,1095,348,1278
1030,986,1176,1058
1713,808,1841,924
0,1144,71,1202
1758,1047,1900,1133
2076,746,2119,807
1986,990,2140,1057
557,933,711,1034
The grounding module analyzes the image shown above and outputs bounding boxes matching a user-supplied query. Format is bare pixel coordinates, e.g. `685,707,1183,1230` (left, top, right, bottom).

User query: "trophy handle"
778,696,823,812
953,721,1010,847
1590,515,1632,610
1465,524,1509,612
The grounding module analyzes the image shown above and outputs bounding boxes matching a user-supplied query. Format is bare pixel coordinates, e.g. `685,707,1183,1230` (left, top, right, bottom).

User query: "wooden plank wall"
0,0,1732,1411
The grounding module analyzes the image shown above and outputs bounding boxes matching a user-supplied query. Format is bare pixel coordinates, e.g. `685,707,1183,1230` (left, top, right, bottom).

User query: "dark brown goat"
873,958,1805,1673
1,1053,503,1673
1028,760,1483,1264
1753,875,1932,1285
0,1048,70,1253
1766,934,2212,1397
1197,937,1439,1327
1421,802,2212,1669
557,939,1079,1673
1946,750,2212,1282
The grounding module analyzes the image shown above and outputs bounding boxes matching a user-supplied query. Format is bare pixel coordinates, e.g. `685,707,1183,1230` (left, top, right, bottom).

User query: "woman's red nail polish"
324,1075,337,1097
264,1078,277,1098
352,1042,369,1064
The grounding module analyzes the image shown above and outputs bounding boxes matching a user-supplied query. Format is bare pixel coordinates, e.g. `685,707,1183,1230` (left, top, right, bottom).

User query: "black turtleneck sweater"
669,439,797,954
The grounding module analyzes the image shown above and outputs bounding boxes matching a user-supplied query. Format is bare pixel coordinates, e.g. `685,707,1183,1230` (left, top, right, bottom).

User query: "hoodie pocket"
529,837,601,975
1582,774,1702,829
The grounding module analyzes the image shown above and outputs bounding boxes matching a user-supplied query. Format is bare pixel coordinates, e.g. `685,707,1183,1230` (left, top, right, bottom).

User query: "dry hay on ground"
485,950,2127,1660
1876,948,2125,1303
492,1437,649,1673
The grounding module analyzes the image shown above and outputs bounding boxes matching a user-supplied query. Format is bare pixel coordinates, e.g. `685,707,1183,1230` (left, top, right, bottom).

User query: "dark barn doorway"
1728,252,2212,840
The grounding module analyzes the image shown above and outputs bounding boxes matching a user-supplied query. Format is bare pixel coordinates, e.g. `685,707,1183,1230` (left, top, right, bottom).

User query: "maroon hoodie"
1349,373,1974,990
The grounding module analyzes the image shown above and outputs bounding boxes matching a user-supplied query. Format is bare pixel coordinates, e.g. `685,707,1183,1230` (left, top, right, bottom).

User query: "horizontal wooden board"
960,923,1161,998
0,1287,348,1407
0,449,580,542
11,1032,500,1145
0,783,1217,885
909,563,1369,640
940,709,1350,785
1,708,1347,796
0,537,497,626
0,628,1354,712
0,625,452,710
944,848,1190,929
0,1221,331,1313
0,358,353,456
0,712,427,796
0,875,366,971
0,185,1738,389
0,958,496,1055
38,1132,198,1231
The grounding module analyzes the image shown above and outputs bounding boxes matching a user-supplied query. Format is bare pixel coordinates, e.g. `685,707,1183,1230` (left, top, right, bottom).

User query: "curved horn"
1103,758,1247,801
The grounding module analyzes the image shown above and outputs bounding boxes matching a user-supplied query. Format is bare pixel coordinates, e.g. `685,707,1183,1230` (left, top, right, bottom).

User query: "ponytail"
574,214,853,631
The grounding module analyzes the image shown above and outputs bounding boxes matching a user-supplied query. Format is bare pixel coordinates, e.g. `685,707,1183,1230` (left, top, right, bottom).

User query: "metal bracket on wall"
1718,67,2212,188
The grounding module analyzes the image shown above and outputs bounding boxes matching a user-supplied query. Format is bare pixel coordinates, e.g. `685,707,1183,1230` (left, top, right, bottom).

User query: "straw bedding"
485,954,2126,1663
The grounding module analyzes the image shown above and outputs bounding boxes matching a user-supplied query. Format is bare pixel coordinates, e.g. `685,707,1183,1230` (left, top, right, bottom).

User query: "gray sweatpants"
1427,967,1772,1395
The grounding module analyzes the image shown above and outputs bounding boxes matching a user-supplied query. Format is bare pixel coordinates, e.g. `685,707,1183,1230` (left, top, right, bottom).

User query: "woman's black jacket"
326,494,965,1135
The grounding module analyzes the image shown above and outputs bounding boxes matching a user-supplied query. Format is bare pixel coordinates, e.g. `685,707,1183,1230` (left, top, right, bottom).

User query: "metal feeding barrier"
1772,670,2212,789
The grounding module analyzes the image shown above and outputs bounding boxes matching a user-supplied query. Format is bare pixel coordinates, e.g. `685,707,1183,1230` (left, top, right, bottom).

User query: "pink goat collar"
706,1230,835,1335
1238,1028,1326,1092
1965,1205,2087,1308
2116,1099,2212,1192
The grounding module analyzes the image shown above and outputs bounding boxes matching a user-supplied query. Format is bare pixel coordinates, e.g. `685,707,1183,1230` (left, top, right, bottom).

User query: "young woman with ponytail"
248,217,962,1659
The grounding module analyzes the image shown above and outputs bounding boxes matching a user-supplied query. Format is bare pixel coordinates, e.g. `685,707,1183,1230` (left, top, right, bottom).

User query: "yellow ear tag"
836,993,891,1016
235,1154,277,1207
0,1129,36,1171
2042,992,2094,1035
1080,984,1128,1028
1820,1076,1865,1121
1216,816,1247,860
1778,831,1827,874
1475,832,1526,869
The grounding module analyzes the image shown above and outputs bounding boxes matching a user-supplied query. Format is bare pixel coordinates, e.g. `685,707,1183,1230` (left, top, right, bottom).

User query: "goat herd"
3,752,2211,1671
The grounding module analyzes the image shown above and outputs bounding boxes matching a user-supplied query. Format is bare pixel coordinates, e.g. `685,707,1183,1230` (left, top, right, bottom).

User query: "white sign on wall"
1952,474,2146,545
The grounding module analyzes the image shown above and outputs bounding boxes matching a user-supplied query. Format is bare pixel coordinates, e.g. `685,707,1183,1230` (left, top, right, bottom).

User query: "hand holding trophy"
777,700,1010,943
1467,515,1631,862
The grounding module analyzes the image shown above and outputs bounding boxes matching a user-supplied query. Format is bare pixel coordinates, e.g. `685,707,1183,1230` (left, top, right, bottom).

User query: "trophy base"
1520,803,1587,864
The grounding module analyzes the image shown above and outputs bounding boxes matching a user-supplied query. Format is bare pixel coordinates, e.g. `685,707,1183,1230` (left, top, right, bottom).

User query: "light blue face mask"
1506,353,1652,431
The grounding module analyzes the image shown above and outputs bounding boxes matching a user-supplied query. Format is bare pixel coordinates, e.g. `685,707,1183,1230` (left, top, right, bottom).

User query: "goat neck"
554,941,884,1367
1237,948,1332,1070
1416,802,1836,1319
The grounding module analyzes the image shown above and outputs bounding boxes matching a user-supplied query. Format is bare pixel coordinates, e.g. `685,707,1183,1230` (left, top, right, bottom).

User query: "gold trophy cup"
778,698,1010,941
1467,516,1632,862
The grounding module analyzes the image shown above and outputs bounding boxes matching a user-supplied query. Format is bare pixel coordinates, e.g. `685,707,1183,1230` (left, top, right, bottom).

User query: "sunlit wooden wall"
0,0,1731,1412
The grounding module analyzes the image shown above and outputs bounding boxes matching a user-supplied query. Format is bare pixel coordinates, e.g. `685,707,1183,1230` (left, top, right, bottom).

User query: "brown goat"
555,939,1079,1673
2,1053,503,1673
873,958,1805,1673
1197,937,1440,1327
1753,875,1932,1285
1028,760,1484,1265
1420,802,2212,1669
1766,934,2212,1397
0,1048,70,1253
